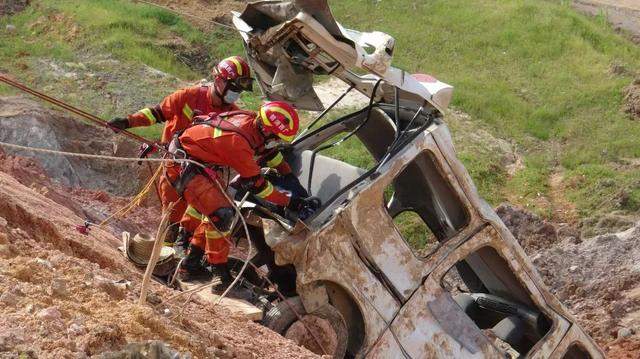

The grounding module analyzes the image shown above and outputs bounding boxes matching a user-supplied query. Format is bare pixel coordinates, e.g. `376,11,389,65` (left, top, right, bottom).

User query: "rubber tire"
262,296,348,358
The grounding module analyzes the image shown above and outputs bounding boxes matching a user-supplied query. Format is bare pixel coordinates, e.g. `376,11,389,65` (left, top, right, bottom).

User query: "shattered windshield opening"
290,101,436,213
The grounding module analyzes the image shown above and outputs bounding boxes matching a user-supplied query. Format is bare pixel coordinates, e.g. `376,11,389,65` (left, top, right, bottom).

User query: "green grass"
392,211,439,257
0,0,261,141
4,0,640,225
1,0,197,79
328,0,640,219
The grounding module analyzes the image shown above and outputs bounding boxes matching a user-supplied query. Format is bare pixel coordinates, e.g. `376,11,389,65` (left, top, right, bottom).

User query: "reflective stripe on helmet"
269,106,294,128
259,106,272,127
259,105,296,142
229,56,243,76
277,133,295,142
140,108,157,125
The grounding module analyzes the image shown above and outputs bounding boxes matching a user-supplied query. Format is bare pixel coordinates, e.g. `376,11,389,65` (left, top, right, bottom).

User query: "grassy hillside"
0,0,250,139
2,0,640,233
329,0,640,225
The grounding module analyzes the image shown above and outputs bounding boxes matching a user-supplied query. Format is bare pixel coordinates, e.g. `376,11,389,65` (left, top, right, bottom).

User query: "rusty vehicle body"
228,1,604,358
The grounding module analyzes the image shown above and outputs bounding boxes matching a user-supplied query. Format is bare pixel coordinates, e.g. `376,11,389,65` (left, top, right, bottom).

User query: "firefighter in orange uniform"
108,56,254,243
170,101,318,294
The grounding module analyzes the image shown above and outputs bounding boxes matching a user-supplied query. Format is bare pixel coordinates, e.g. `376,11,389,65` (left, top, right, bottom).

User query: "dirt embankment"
574,0,640,43
498,204,640,358
0,96,146,196
0,164,318,358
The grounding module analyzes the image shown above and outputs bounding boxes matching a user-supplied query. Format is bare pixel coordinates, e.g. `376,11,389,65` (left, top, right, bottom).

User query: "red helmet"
213,56,253,91
259,101,300,143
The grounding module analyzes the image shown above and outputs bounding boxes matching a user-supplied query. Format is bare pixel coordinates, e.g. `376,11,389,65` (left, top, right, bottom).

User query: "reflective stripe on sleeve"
266,152,284,168
205,229,229,240
182,104,194,120
256,181,274,199
185,205,204,221
140,108,157,125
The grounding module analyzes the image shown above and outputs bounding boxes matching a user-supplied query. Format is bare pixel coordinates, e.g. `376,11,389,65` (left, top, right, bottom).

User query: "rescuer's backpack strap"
202,110,261,150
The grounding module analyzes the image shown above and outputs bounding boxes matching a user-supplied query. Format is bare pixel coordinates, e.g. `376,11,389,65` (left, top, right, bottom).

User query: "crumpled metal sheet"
241,0,347,42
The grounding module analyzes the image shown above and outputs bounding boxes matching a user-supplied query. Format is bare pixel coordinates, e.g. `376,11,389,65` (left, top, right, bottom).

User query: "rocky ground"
0,152,318,358
2,0,640,357
497,204,640,358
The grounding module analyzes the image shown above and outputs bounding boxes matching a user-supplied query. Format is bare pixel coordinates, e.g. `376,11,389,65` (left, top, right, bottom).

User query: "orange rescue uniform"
126,84,238,224
178,112,291,264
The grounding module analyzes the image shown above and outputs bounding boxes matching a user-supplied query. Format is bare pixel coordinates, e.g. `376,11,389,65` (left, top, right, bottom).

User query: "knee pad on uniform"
208,207,235,233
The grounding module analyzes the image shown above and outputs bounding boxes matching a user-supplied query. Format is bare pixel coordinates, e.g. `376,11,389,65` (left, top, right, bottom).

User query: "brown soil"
0,0,29,16
0,160,318,358
548,170,580,225
0,150,160,236
498,204,640,358
285,316,338,357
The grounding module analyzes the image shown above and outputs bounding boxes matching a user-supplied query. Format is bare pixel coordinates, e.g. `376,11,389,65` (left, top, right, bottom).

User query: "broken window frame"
437,239,560,357
382,148,471,259
386,209,440,257
288,101,437,221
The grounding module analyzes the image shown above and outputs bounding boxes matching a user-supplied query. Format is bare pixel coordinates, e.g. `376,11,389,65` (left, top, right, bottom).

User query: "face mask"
264,138,285,150
223,89,240,104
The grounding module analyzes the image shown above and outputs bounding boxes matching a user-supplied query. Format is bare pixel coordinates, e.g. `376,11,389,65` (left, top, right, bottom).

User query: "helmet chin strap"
255,118,280,145
213,76,227,98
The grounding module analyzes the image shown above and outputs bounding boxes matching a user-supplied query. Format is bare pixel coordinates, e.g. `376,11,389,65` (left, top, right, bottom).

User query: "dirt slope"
0,167,318,358
498,204,640,358
0,96,146,196
574,0,640,43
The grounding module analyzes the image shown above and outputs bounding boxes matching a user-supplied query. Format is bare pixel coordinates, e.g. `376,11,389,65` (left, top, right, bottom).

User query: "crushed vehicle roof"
232,0,453,113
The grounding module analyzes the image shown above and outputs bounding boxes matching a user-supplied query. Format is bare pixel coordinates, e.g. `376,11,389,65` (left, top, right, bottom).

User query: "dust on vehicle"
192,1,606,357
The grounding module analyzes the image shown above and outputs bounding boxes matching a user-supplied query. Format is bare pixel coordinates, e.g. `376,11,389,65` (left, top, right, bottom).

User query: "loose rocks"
49,278,69,297
37,306,62,321
98,341,192,359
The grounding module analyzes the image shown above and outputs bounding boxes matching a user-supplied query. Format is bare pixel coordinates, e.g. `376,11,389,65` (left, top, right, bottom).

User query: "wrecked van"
227,1,604,358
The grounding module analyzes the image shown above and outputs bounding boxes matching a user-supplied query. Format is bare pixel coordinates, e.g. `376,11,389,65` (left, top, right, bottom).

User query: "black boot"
177,246,211,282
210,263,252,300
211,262,233,292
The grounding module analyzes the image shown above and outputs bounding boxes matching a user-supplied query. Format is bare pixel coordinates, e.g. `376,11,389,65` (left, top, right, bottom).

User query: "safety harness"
168,111,262,196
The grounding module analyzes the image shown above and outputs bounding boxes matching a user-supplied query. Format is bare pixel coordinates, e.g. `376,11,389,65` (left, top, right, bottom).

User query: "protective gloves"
108,117,130,132
287,196,322,220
